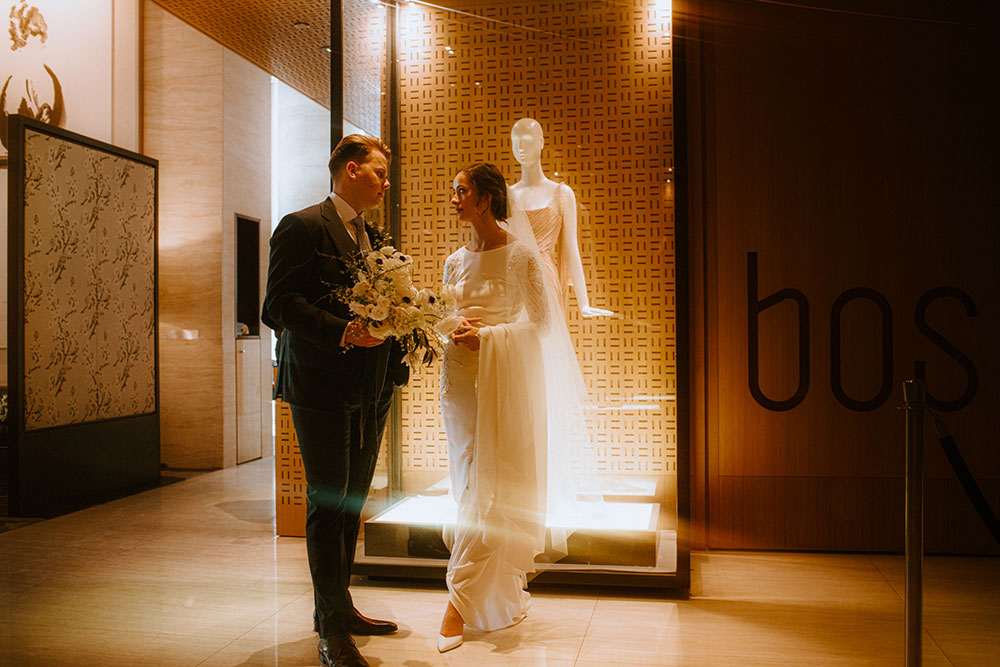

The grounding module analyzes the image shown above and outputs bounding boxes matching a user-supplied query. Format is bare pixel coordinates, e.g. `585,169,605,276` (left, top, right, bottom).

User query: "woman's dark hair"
460,162,508,221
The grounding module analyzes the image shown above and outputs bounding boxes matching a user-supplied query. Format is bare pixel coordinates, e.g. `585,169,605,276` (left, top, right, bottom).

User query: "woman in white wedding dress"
437,163,551,652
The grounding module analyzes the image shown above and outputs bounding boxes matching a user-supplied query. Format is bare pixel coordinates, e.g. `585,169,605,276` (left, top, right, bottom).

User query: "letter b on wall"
747,252,810,411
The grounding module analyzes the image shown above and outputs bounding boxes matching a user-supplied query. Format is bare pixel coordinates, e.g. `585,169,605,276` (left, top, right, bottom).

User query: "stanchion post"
903,375,926,667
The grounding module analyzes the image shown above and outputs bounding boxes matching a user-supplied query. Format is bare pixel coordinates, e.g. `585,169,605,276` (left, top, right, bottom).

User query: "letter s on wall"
914,286,979,411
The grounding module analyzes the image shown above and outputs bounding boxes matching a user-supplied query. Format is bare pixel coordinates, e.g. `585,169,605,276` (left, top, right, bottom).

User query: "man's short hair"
328,134,391,177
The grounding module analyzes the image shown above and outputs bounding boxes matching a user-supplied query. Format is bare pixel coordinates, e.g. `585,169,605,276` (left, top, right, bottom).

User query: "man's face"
345,151,390,211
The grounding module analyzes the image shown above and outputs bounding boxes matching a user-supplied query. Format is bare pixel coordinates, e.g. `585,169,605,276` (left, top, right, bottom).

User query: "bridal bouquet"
334,245,460,366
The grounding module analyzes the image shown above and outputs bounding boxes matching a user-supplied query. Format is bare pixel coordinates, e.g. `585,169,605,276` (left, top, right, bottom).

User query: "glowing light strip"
372,496,658,531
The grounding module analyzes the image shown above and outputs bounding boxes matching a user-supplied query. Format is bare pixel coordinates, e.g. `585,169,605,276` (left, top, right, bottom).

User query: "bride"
437,163,551,652
437,162,598,652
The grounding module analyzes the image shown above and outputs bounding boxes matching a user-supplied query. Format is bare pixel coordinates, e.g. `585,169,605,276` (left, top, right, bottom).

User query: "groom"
262,134,407,667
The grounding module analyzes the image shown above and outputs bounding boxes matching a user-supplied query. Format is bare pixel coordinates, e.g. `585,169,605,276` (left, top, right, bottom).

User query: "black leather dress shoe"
350,607,398,635
318,634,369,667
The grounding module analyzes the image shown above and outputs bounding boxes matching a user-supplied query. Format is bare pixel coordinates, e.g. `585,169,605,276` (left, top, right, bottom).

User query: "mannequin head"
510,118,545,166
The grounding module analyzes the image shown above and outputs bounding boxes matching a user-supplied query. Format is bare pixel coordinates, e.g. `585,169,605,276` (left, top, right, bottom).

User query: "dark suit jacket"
262,197,407,413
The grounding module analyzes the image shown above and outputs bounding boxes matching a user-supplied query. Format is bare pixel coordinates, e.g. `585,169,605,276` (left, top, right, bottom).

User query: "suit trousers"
290,388,392,637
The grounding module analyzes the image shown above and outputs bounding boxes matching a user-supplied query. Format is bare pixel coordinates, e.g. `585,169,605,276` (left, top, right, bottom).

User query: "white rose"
369,302,389,321
380,246,396,257
351,281,370,298
349,301,370,317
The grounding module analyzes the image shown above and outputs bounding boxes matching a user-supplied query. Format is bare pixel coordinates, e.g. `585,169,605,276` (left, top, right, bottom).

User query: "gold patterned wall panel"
343,0,387,136
22,129,157,431
275,397,307,536
396,0,675,476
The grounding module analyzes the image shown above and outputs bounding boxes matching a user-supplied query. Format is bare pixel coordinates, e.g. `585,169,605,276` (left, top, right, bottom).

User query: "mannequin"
509,118,612,317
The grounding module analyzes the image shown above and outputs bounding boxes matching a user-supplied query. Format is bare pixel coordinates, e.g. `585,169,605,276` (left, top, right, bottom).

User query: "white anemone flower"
368,319,392,339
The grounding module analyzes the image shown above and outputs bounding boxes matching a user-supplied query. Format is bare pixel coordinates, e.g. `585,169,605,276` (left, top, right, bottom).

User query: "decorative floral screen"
21,128,156,430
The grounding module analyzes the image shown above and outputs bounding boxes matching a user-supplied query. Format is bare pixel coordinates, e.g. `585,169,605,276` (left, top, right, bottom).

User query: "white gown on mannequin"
440,240,550,631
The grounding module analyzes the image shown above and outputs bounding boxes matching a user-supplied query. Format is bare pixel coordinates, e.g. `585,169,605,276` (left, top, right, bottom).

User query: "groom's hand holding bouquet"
335,244,461,366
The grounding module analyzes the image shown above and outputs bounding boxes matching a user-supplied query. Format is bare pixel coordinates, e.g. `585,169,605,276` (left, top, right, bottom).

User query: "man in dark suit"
262,135,407,667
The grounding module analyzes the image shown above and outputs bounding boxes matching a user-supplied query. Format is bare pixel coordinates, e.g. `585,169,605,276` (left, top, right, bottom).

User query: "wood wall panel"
396,0,676,481
145,1,273,469
223,50,272,467
144,2,225,468
682,0,1000,552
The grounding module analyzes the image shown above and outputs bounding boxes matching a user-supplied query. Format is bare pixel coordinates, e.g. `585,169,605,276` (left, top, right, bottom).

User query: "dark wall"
681,0,999,552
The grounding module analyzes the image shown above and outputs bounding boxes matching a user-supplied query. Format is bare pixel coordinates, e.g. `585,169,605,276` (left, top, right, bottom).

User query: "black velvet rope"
931,411,1000,547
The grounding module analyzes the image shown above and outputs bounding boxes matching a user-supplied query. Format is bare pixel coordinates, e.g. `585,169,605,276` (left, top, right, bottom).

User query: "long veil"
501,186,603,557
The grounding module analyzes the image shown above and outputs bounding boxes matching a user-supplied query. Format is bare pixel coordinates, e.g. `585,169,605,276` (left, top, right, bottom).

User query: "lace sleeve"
442,251,461,287
510,244,551,331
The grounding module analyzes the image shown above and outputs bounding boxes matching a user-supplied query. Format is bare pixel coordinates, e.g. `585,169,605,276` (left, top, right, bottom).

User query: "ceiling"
151,0,333,108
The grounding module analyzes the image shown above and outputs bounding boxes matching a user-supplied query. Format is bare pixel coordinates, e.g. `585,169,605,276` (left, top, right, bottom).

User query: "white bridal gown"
440,240,550,631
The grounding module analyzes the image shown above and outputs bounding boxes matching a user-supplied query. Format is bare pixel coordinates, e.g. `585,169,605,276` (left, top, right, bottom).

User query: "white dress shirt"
329,191,361,244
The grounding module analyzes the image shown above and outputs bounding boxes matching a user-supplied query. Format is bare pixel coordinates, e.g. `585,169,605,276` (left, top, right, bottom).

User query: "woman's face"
451,172,484,222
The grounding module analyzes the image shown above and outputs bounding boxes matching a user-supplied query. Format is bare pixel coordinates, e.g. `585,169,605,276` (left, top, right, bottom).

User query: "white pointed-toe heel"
437,633,463,653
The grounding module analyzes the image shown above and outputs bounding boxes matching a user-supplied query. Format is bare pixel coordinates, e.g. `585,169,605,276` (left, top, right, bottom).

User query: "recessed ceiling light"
294,21,309,29
322,46,331,52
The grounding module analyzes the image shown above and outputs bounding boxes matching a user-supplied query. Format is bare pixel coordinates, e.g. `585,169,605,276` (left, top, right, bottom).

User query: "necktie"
351,215,372,254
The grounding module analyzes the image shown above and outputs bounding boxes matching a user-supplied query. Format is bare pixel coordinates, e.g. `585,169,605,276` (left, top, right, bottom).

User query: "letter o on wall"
830,288,893,412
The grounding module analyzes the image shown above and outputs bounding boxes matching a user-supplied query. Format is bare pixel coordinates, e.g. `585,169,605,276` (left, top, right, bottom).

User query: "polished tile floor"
1,458,997,666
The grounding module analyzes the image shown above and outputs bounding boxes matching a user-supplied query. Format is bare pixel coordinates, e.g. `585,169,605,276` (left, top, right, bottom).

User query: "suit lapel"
320,197,359,260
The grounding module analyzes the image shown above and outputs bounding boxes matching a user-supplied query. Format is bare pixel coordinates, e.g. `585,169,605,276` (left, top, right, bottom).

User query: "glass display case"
276,0,686,591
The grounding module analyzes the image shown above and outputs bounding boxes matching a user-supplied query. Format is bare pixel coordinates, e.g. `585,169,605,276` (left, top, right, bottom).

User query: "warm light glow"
599,404,661,411
372,496,658,531
656,0,672,39
398,0,427,43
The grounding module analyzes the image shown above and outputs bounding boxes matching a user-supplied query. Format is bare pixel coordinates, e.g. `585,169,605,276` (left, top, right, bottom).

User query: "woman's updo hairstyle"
460,162,508,221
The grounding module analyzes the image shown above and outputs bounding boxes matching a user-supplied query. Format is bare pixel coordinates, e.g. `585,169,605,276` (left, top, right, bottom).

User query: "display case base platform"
355,495,681,591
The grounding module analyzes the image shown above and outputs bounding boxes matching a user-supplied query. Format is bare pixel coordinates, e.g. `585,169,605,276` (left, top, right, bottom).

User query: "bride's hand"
451,318,482,351
580,305,614,318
